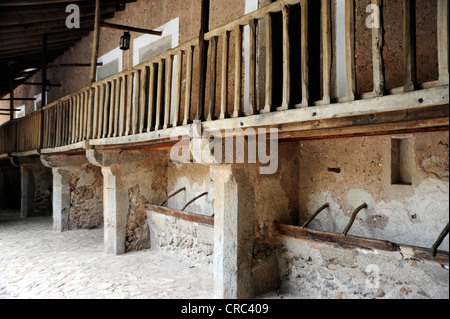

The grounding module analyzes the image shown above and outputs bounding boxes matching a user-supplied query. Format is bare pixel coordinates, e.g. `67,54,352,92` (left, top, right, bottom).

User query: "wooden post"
261,13,273,114
139,67,148,133
207,36,218,121
437,0,449,85
248,19,257,115
147,64,156,132
173,51,183,127
183,46,194,125
321,0,332,105
233,25,243,118
196,0,210,121
155,60,164,130
220,31,230,119
163,55,173,129
345,0,356,101
8,62,15,122
372,0,385,97
42,33,48,108
300,0,309,107
278,5,291,111
89,0,101,86
403,0,416,92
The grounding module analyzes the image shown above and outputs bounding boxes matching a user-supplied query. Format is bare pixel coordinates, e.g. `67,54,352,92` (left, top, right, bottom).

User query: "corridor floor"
0,213,214,299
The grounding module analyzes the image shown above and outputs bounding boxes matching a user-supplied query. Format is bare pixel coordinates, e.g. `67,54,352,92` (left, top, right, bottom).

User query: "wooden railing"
0,0,448,156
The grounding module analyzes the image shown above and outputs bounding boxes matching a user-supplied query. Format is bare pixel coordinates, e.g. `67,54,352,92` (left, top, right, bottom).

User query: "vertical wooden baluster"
300,0,309,107
70,97,75,144
108,80,116,138
103,82,110,138
56,103,62,146
403,0,416,92
119,75,127,136
139,67,147,134
132,70,140,135
62,100,67,146
87,87,94,139
233,24,243,118
92,85,99,139
278,5,291,111
84,91,89,140
114,78,121,137
173,51,183,127
321,0,332,104
372,0,385,97
207,36,218,121
164,55,174,129
125,72,134,136
249,20,257,115
147,64,156,132
262,13,273,114
155,60,164,130
345,0,356,100
183,46,194,125
97,84,104,138
437,0,448,85
74,95,79,142
220,31,230,119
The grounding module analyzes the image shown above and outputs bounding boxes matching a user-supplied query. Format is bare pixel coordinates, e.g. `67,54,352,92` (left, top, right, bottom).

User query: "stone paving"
0,212,214,299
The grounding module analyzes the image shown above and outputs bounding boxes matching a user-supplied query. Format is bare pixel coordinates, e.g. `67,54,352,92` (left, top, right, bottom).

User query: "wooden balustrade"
0,0,447,157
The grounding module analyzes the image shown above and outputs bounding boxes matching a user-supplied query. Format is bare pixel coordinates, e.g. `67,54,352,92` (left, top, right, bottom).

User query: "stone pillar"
211,164,254,299
0,169,4,209
20,167,35,218
101,165,129,255
40,155,87,232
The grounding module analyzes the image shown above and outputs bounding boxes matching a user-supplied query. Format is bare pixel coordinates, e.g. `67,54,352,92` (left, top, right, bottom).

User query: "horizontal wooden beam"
47,63,103,69
0,98,36,101
100,22,162,36
145,204,214,227
276,223,449,265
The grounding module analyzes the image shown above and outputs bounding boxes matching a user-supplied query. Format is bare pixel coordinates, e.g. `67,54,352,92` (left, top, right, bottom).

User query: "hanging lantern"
120,31,131,51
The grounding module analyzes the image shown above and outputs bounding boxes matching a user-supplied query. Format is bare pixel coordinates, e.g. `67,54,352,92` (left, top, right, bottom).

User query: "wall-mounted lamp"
119,31,131,51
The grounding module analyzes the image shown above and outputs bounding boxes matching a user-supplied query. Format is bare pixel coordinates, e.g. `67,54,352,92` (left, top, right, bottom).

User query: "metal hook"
302,203,330,229
160,187,186,206
181,192,208,212
342,203,368,237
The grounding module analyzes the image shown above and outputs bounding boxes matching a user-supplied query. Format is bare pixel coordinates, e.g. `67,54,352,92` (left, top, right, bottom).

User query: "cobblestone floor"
0,212,214,299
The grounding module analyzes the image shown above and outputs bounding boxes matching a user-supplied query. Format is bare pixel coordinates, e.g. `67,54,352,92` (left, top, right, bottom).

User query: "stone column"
210,164,254,299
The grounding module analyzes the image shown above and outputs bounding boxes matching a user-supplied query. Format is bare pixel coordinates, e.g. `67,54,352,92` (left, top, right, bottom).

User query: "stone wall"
68,163,103,230
33,164,53,217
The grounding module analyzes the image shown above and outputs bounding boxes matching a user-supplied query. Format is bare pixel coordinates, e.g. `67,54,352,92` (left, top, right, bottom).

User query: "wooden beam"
100,22,162,36
0,98,36,101
145,204,214,227
276,223,449,265
48,63,103,69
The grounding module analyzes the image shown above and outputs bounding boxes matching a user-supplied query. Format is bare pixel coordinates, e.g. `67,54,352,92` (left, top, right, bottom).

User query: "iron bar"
302,203,330,229
342,203,368,237
430,222,449,257
181,192,208,212
160,187,186,207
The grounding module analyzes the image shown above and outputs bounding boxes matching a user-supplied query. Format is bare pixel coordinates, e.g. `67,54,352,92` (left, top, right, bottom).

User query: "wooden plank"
119,75,127,136
372,0,385,97
437,0,449,85
220,31,230,119
403,0,416,92
233,24,243,118
98,83,105,138
164,55,174,129
248,19,257,115
173,51,183,127
103,82,110,138
183,46,194,125
92,85,99,139
207,36,218,121
109,79,117,138
155,60,164,131
300,0,309,107
132,70,140,135
145,204,214,227
125,72,134,136
276,223,449,265
147,64,156,132
345,0,356,101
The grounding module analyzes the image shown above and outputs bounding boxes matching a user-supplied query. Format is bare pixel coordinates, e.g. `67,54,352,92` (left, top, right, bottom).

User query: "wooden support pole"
41,33,47,107
403,0,417,92
89,0,101,86
248,19,257,115
437,0,449,85
196,0,211,121
372,0,385,97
